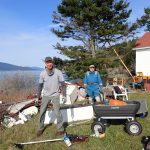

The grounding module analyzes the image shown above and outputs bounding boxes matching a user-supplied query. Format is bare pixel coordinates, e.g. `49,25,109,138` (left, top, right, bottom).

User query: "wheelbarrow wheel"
91,121,105,134
125,121,142,136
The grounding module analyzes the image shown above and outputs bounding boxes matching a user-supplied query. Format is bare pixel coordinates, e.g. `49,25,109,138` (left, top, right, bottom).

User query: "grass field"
0,92,150,150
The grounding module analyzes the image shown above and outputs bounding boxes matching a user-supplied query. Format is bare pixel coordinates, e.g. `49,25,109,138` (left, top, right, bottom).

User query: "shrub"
0,72,38,102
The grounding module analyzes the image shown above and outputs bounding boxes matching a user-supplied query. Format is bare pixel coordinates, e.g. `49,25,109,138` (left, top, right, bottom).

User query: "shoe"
36,128,45,137
55,130,66,136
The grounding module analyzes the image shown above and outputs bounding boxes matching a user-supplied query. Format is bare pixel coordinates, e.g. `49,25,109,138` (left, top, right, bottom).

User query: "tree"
53,57,64,69
51,0,143,80
137,8,150,31
111,39,136,70
52,0,135,58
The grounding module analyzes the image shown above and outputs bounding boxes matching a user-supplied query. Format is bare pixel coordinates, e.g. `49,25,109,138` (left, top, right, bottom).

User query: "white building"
133,32,150,76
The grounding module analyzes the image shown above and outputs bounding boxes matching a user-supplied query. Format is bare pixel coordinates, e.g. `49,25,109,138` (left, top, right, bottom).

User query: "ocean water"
0,70,69,81
0,70,41,80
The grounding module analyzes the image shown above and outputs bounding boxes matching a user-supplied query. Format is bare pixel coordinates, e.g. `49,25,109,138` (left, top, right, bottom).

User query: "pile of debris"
0,102,9,127
0,82,87,128
0,98,38,128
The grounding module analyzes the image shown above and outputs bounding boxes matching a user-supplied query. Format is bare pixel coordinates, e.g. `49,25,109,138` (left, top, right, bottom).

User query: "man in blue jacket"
84,65,103,104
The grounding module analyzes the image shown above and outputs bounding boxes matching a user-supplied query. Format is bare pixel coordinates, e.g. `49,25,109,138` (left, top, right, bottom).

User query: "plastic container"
109,99,127,106
64,134,72,147
104,99,109,105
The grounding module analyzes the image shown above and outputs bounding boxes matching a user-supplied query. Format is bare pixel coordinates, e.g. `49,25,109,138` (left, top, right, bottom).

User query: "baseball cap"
89,65,95,68
45,57,53,62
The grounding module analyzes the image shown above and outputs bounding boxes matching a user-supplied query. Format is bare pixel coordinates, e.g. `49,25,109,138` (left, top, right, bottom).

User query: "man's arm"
60,81,66,97
84,72,88,88
37,83,43,100
35,72,44,106
58,71,66,97
97,72,103,86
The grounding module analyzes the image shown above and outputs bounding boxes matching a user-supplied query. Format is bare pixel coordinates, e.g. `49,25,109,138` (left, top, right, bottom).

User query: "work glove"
99,83,103,86
62,96,67,104
84,84,87,88
99,83,103,91
35,98,39,107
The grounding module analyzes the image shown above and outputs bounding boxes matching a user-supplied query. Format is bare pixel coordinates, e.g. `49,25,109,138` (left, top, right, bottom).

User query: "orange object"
99,133,106,138
109,99,127,106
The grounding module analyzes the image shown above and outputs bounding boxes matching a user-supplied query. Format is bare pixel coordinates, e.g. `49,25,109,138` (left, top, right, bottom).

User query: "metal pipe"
14,138,63,149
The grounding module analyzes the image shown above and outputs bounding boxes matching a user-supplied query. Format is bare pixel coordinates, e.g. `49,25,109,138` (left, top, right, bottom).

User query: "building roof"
133,32,150,50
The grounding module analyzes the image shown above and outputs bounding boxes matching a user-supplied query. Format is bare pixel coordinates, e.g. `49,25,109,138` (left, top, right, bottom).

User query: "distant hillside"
0,62,42,71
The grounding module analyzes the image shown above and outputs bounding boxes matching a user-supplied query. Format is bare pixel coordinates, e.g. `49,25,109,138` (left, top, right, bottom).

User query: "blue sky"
0,0,150,67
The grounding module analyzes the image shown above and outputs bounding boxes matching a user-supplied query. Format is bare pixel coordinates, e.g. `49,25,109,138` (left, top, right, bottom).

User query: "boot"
36,127,45,137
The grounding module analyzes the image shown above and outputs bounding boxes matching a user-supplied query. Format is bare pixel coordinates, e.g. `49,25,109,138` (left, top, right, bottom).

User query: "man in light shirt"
36,56,66,136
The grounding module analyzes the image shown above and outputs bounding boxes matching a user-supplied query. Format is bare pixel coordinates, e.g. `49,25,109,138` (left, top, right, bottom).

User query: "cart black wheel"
125,121,142,136
91,121,105,134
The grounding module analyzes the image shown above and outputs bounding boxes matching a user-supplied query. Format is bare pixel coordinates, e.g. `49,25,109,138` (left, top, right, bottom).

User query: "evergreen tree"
137,8,150,31
52,0,134,58
51,0,142,80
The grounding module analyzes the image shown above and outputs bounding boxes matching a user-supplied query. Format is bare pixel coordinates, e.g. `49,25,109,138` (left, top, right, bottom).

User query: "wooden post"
107,41,135,82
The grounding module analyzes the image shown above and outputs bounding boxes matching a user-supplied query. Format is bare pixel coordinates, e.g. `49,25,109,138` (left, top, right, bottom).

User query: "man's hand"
62,96,67,103
99,83,103,86
84,84,87,88
35,98,39,107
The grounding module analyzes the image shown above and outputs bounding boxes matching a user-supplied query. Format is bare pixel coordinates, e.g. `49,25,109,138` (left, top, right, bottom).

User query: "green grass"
0,92,150,150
